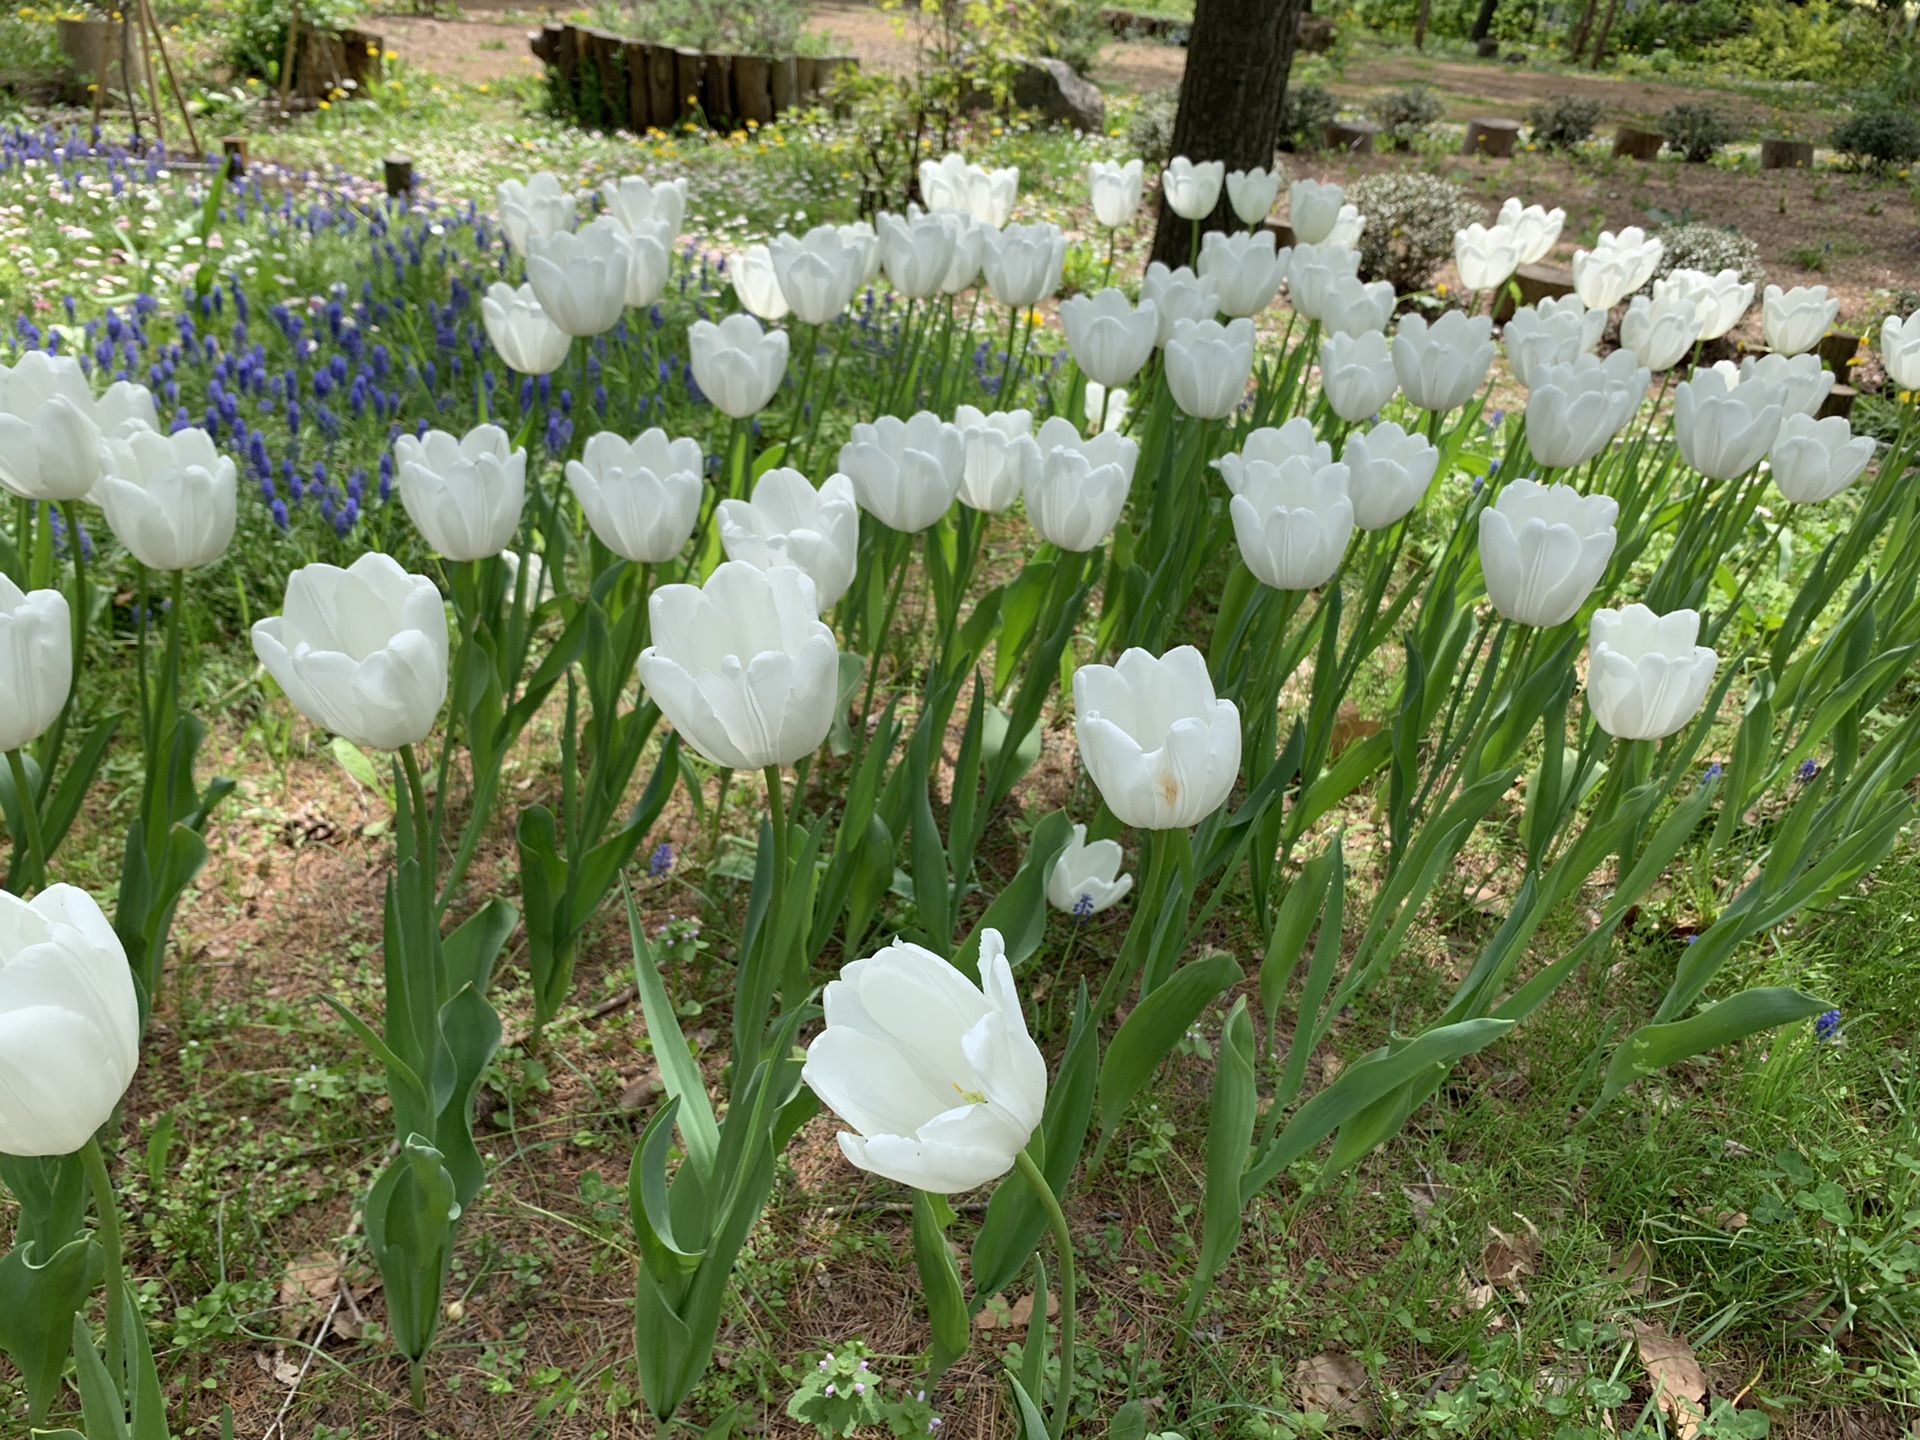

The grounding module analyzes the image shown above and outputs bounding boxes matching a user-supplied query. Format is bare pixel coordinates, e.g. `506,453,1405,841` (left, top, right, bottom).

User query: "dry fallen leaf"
1609,1239,1654,1296
619,1065,664,1110
1455,1272,1499,1313
1633,1321,1709,1439
279,1253,340,1316
1296,1351,1374,1429
1329,703,1382,759
1482,1216,1540,1291
974,1291,1059,1331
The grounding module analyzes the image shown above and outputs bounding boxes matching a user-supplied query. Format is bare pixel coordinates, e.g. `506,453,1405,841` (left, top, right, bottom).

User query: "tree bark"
1146,0,1304,270
1469,0,1499,42
1587,0,1623,67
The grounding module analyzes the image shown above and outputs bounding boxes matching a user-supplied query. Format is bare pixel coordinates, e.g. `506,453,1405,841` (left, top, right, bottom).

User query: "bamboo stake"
277,0,301,108
139,0,202,156
131,0,164,146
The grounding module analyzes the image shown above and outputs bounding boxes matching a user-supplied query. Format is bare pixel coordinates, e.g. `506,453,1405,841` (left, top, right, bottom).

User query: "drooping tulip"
1047,824,1133,916
1393,311,1496,413
954,406,1040,514
525,218,630,338
1318,275,1396,337
689,314,791,419
730,242,791,322
1587,604,1719,741
0,353,156,502
1288,178,1346,246
1089,159,1145,228
1162,156,1226,220
1285,242,1362,323
566,429,704,564
1496,197,1565,265
1073,646,1241,830
0,576,69,755
252,554,451,750
771,225,866,326
1454,222,1523,293
637,562,839,770
395,424,526,562
481,282,571,376
839,411,966,534
1060,288,1159,389
1762,284,1838,358
496,172,575,253
1213,418,1330,496
0,885,139,1157
981,222,1067,308
599,174,687,239
1478,479,1619,628
1653,267,1753,343
1739,351,1833,419
1524,352,1649,469
1503,298,1604,390
1225,166,1283,227
801,929,1045,1194
1198,228,1287,319
1165,317,1256,420
1618,292,1703,373
1571,227,1663,311
878,209,958,300
95,426,237,572
1674,367,1784,480
1025,416,1137,552
1228,455,1354,591
1140,262,1219,345
1882,312,1920,391
717,469,860,609
1769,414,1876,504
1318,330,1399,422
1344,422,1438,531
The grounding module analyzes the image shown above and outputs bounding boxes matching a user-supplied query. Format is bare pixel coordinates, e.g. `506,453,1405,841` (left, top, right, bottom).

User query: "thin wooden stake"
139,0,202,156
277,0,301,108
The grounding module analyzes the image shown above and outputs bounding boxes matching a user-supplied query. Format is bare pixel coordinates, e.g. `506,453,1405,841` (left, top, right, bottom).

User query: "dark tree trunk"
1587,0,1622,66
1469,0,1499,43
1146,0,1304,270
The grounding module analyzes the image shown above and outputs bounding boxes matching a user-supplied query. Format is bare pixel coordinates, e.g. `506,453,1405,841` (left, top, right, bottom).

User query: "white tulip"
1213,418,1330,496
1504,298,1603,390
1228,456,1354,591
525,218,629,338
878,209,958,300
1163,156,1226,220
1198,228,1287,319
1674,367,1784,480
599,174,687,239
1083,382,1130,434
395,424,526,562
252,554,450,750
920,154,1019,227
95,426,237,572
1140,262,1220,345
0,576,69,755
954,406,1040,514
981,222,1066,309
1496,197,1565,265
840,220,882,287
1393,310,1496,412
1318,275,1396,337
496,172,575,253
566,429,704,564
731,242,791,322
769,225,865,326
481,282,571,376
619,219,673,309
1318,330,1399,421
1769,413,1875,504
1026,415,1137,552
1454,223,1523,293
802,929,1045,1194
1060,288,1159,389
1618,292,1703,373
1285,242,1362,323
1762,284,1838,358
1089,159,1145,229
1881,312,1920,391
1572,227,1663,311
0,353,156,502
1323,205,1366,249
839,411,966,533
1344,422,1438,531
1652,267,1752,342
1166,317,1256,420
1587,604,1719,741
1739,351,1833,419
1047,823,1133,916
718,469,860,609
1288,179,1346,246
1478,479,1618,628
1225,166,1283,227
939,214,991,295
689,314,791,419
1073,646,1241,830
1524,352,1648,469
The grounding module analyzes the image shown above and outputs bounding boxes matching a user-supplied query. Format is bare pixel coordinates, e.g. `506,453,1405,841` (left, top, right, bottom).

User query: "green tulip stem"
11,494,29,581
5,747,46,893
161,567,186,731
709,767,734,858
410,1357,428,1412
762,763,796,1001
1013,1148,1075,1440
802,313,854,475
60,499,88,679
1188,215,1200,269
859,532,911,734
1093,828,1181,1024
1100,227,1118,290
400,742,434,889
783,320,820,456
133,563,151,752
79,1135,130,1390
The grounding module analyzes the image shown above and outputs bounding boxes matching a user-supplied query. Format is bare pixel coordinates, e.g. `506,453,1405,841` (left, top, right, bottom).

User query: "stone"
1012,57,1105,132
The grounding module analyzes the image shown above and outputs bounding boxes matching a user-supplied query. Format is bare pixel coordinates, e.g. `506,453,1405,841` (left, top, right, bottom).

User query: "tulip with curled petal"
1319,330,1399,422
0,576,69,755
1572,227,1662,311
1587,604,1719,741
1503,298,1603,390
1284,242,1362,322
1089,159,1145,228
954,406,1040,514
1199,228,1287,318
1047,824,1133,915
1074,646,1241,830
730,242,790,321
1769,414,1875,504
0,884,139,1157
1228,456,1354,591
878,209,957,300
981,222,1066,308
1762,284,1838,357
770,225,865,325
1140,262,1219,345
1740,351,1833,418
95,426,236,572
1345,422,1438,531
600,174,687,238
1674,367,1784,480
0,353,156,502
619,220,672,308
638,562,838,770
1653,267,1752,342
1166,317,1256,420
718,469,860,608
689,314,791,419
918,153,971,214
1214,418,1329,496
1393,311,1496,413
1026,416,1137,552
840,411,966,533
526,218,629,338
252,553,450,750
1618,292,1702,372
396,424,526,562
481,282,571,376
1319,275,1396,337
566,429,703,564
1163,157,1226,220
1455,223,1523,293
1478,479,1618,628
1226,166,1282,227
1497,197,1566,265
496,172,574,253
1060,288,1159,388
1288,179,1346,246
802,929,1044,1193
1525,352,1648,469
1882,312,1920,391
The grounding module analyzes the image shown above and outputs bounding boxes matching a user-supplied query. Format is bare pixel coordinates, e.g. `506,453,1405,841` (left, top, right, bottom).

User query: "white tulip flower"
1089,159,1145,228
839,411,966,533
718,469,861,609
1478,479,1619,628
954,406,1041,515
1026,416,1137,552
566,429,704,564
0,576,70,755
395,424,526,562
525,218,630,338
1587,604,1719,741
1073,645,1241,830
1762,284,1838,358
1344,422,1439,531
95,426,237,572
481,282,572,376
1393,310,1496,413
1318,330,1399,422
1047,824,1133,916
1769,413,1875,504
689,313,791,419
1059,288,1159,389
1163,156,1226,220
1165,317,1256,420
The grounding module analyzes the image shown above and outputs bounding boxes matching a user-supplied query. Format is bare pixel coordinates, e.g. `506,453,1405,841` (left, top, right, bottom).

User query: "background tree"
1146,0,1306,269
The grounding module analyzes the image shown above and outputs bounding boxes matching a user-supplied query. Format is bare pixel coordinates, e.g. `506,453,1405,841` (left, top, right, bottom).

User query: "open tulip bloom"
1026,416,1138,552
690,313,791,421
1285,242,1363,324
482,282,572,377
0,351,157,504
1141,262,1220,345
1675,367,1785,481
95,425,237,573
770,225,866,326
1524,352,1649,470
1060,288,1159,389
1739,352,1834,419
525,218,631,338
718,468,861,608
1318,276,1397,338
1166,317,1257,420
1479,479,1619,629
981,222,1067,309
567,429,704,564
1225,166,1283,228
1089,158,1145,230
1393,311,1496,413
1215,419,1332,497
1345,422,1440,531
920,153,1019,227
840,411,967,534
1587,603,1719,741
396,424,527,563
1619,293,1703,373
1199,228,1288,319
1073,645,1241,831
1163,156,1226,223
1762,284,1838,358
955,406,1041,515
1497,197,1565,266
1047,823,1134,916
1454,222,1523,295
878,209,958,300
1770,414,1876,504
1227,455,1355,592
600,174,688,239
1319,331,1400,422
1653,267,1753,343
1288,179,1347,246
497,172,575,254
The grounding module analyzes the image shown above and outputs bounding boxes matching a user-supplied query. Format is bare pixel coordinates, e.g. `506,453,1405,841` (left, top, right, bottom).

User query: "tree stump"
674,48,706,121
1493,262,1575,323
1261,219,1296,249
1462,117,1522,157
221,136,247,179
384,156,414,197
1815,332,1857,374
734,53,773,126
647,44,677,128
1612,125,1662,161
769,55,798,117
1818,384,1856,421
1325,119,1379,153
1760,137,1813,170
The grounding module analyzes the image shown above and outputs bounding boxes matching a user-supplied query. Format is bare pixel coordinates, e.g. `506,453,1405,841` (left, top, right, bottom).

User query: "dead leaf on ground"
1296,1351,1375,1429
1482,1216,1540,1291
1455,1272,1500,1314
974,1291,1059,1331
1609,1239,1654,1295
1329,703,1382,759
279,1252,340,1315
1401,1177,1453,1225
1633,1321,1709,1439
619,1065,664,1110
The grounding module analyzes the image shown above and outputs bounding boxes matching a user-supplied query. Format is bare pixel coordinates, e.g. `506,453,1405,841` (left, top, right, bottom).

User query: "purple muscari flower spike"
649,843,673,878
1072,893,1095,925
1797,759,1819,783
271,498,289,530
1705,762,1723,781
1814,1008,1842,1043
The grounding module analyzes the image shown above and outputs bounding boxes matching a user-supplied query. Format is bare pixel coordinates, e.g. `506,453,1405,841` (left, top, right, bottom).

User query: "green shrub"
1651,222,1767,291
1659,103,1738,162
221,0,367,84
1369,84,1443,150
1349,170,1477,293
1124,87,1180,166
1280,84,1340,152
1830,108,1920,171
1527,95,1604,151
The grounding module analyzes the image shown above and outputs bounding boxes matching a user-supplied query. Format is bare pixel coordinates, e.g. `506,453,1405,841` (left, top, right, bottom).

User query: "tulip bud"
1344,422,1439,531
1478,479,1619,628
1769,413,1875,504
981,222,1067,309
1284,242,1362,323
1739,351,1833,419
1162,156,1226,220
1881,312,1920,391
481,282,571,376
600,174,687,239
731,242,791,322
396,424,527,562
718,469,860,609
1618,292,1703,373
1762,284,1838,358
1225,166,1282,227
0,576,70,755
1198,228,1287,319
638,562,839,769
0,352,157,503
1165,317,1256,420
954,405,1040,514
1496,197,1566,266
1228,456,1354,591
1571,227,1662,311
1047,823,1133,915
1317,275,1396,338
1288,179,1347,246
496,172,575,253
96,425,237,572
1025,416,1137,552
1393,310,1496,413
802,929,1045,1193
1587,604,1719,741
771,225,866,326
1073,645,1241,830
526,218,630,338
878,210,957,299
1674,366,1784,480
1213,418,1330,497
840,411,966,533
1089,159,1145,229
566,429,703,564
1652,267,1752,343
689,313,791,419
1454,223,1523,293
920,154,1019,226
252,554,451,750
0,885,139,1157
1524,352,1648,469
1059,288,1159,389
1140,262,1219,345
1318,330,1399,422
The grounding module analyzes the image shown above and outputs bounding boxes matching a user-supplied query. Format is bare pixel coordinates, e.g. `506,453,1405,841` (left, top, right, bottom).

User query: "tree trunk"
1566,0,1600,61
1413,0,1433,48
1469,0,1499,42
1587,0,1622,67
1147,0,1304,269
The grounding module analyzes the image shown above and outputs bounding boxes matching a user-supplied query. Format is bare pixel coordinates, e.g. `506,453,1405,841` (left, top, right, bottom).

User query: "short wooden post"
1462,117,1522,157
221,135,247,178
705,52,737,125
624,41,653,130
734,53,773,125
1760,137,1813,170
1815,332,1857,374
1493,262,1575,323
1324,119,1379,153
1818,384,1856,421
674,47,705,121
794,53,818,101
1612,125,1663,160
647,43,677,126
384,155,413,197
769,54,797,117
